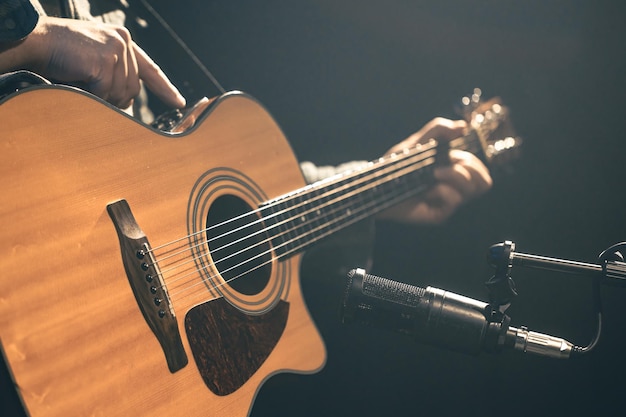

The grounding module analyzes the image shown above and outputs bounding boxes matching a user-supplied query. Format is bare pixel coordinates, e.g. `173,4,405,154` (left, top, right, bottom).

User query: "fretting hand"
379,117,493,224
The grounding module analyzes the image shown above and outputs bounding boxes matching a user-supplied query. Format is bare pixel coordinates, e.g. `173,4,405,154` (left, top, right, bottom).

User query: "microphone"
341,268,574,359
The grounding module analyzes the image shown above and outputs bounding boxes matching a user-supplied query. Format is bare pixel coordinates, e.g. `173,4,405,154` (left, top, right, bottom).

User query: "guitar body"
0,87,325,416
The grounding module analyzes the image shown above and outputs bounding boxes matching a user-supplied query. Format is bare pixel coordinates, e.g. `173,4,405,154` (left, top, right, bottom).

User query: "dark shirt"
0,0,39,42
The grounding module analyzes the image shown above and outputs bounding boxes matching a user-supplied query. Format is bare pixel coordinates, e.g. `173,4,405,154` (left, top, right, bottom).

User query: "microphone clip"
485,240,518,317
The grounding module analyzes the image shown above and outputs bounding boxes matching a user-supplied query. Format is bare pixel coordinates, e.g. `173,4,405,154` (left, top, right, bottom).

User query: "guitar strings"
147,134,477,307
165,167,438,308
151,136,477,307
175,173,437,307
143,133,476,260
156,144,435,292
170,147,434,292
143,139,432,264
166,141,435,265
190,154,434,300
159,141,435,304
143,134,476,263
154,141,436,279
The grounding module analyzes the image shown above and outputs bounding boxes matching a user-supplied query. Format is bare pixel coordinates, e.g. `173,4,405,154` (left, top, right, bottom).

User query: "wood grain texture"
0,87,326,417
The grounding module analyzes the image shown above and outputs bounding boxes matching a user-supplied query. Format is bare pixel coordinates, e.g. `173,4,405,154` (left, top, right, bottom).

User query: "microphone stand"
486,240,626,356
488,240,626,286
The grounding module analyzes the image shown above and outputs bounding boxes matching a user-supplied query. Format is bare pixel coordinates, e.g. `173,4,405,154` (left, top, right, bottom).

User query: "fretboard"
260,132,481,259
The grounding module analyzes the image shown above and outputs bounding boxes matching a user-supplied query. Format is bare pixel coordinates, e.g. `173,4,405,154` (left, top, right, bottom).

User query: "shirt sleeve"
299,160,369,184
0,0,40,42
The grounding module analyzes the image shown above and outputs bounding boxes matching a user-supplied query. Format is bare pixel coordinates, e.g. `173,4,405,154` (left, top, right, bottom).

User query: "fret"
287,192,309,255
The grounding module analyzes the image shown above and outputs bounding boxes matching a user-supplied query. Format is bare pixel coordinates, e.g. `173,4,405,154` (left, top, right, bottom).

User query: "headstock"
455,87,522,169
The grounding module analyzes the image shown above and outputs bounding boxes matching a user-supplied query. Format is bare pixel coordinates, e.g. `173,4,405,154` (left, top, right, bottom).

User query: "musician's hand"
0,16,186,109
379,117,492,224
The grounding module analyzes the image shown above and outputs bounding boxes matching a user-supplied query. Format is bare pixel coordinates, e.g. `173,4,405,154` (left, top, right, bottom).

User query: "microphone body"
341,268,573,358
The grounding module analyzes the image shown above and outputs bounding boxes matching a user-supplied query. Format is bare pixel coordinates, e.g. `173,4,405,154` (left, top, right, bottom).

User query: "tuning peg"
455,87,483,121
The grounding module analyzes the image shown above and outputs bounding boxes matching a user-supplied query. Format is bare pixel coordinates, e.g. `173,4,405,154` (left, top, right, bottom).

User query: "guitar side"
0,87,326,416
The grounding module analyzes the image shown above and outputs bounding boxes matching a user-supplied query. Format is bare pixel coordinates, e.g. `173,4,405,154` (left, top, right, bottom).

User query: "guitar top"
0,86,326,417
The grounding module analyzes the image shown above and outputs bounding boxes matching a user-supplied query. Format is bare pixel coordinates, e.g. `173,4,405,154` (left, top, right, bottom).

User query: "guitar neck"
261,132,481,258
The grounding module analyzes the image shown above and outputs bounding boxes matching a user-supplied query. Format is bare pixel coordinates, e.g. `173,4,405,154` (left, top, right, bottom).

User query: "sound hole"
206,195,271,295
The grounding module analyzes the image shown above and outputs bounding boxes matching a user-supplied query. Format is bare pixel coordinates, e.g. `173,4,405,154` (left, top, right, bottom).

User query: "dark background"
136,1,626,416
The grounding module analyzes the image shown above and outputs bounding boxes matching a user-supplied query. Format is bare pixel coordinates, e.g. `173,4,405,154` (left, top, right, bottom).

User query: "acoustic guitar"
0,85,518,416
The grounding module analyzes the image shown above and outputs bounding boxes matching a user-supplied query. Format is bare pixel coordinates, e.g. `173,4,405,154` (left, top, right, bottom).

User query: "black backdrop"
126,1,626,416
